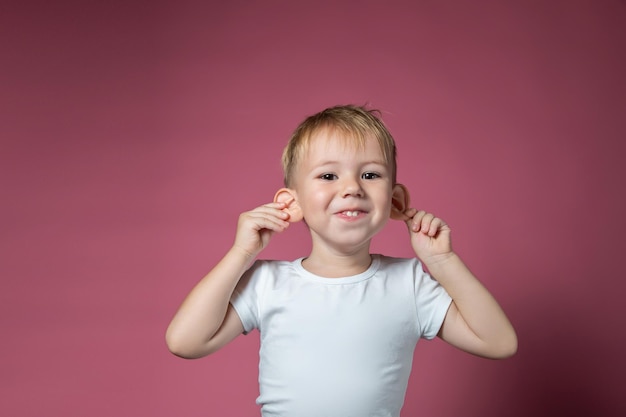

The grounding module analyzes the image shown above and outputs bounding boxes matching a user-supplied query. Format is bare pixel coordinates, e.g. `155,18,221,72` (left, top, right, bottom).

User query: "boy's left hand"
401,208,453,265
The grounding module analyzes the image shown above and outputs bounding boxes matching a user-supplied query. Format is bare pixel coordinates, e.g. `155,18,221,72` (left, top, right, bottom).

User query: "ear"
273,188,303,223
390,183,411,220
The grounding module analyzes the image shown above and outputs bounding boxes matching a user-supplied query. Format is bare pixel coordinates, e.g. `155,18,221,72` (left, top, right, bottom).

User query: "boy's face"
290,129,395,252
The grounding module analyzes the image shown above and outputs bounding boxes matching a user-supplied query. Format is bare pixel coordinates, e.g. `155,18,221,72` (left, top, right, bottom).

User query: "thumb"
402,207,417,224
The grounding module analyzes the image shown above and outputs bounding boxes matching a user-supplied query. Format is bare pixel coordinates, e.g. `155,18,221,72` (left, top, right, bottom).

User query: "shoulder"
237,258,301,290
231,259,302,330
247,258,301,277
374,254,423,274
374,255,440,291
370,255,430,292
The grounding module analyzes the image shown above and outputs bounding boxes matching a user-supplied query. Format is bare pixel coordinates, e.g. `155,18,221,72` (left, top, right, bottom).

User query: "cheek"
309,188,333,203
374,191,393,214
380,201,393,217
299,187,333,212
373,184,393,200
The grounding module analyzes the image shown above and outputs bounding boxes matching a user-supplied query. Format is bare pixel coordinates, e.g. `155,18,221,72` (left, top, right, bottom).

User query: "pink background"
2,1,625,416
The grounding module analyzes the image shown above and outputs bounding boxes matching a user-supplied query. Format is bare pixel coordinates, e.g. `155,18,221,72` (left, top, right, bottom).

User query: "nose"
341,176,364,198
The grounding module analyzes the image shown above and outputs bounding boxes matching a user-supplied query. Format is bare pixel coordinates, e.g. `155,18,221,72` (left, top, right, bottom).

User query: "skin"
281,130,400,277
166,130,518,360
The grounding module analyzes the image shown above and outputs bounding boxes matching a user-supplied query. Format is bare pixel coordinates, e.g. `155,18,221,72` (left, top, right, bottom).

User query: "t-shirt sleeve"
413,259,452,340
230,260,266,334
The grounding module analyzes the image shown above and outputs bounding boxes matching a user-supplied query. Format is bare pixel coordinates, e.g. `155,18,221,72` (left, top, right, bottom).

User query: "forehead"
301,127,385,160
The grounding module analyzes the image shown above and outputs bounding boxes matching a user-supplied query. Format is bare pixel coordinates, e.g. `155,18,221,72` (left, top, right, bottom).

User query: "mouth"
337,209,367,218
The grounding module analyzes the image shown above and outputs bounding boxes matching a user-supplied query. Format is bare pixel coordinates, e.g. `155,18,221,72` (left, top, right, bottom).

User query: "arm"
404,209,517,359
165,202,291,359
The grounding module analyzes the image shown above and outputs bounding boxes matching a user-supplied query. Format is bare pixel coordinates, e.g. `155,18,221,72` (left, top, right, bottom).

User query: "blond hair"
281,105,397,187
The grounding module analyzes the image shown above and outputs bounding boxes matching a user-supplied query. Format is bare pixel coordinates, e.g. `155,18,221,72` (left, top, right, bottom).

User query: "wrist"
422,252,476,288
228,244,259,263
422,252,459,272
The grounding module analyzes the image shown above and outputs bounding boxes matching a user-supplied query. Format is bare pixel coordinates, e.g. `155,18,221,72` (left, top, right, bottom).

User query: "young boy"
166,105,517,417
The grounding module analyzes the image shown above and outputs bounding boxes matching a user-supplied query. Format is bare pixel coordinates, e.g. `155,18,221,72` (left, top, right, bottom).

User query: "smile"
340,210,365,218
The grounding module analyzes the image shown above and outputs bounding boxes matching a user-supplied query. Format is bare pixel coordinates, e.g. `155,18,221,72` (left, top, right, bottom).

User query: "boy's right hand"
232,202,291,259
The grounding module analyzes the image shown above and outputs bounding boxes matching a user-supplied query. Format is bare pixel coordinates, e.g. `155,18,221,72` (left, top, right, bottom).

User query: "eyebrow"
313,159,388,166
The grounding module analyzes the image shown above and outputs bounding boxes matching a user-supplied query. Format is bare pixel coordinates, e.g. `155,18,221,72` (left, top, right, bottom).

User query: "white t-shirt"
230,254,452,417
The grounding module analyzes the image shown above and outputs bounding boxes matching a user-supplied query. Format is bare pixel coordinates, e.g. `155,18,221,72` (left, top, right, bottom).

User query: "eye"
362,172,381,180
319,173,338,181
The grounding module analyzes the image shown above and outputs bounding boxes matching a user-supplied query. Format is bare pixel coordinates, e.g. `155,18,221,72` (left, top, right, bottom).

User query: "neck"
302,244,373,278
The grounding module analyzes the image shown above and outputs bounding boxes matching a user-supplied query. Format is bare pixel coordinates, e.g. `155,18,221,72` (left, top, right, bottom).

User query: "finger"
402,207,417,222
419,212,435,235
249,204,290,221
247,212,290,230
240,211,290,233
427,217,442,236
261,202,287,209
247,202,287,215
410,210,426,232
